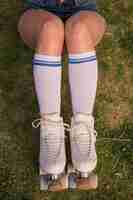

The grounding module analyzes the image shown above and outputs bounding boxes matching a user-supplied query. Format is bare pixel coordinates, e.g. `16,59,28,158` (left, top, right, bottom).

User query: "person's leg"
64,11,106,174
65,10,106,115
18,9,66,177
18,9,65,118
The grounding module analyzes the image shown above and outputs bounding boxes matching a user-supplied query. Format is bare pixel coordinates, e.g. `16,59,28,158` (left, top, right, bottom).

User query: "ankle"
74,112,92,114
41,112,61,121
73,112,93,118
72,113,94,125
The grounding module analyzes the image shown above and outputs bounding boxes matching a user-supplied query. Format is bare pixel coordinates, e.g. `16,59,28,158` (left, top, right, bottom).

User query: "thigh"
65,10,107,47
17,8,63,49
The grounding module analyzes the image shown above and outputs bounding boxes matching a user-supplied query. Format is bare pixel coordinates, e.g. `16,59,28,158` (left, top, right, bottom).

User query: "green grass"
0,0,133,199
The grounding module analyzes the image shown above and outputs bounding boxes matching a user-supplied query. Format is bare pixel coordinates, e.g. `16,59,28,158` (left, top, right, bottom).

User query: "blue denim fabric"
24,0,97,20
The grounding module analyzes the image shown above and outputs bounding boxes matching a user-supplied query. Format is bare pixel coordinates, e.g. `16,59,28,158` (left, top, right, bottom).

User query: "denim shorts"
24,0,97,21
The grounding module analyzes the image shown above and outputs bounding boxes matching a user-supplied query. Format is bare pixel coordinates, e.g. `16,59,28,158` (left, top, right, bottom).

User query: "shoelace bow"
32,118,70,161
32,117,70,132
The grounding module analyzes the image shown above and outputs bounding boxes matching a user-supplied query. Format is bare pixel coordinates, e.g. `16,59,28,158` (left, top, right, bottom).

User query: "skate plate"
68,165,98,190
40,168,68,191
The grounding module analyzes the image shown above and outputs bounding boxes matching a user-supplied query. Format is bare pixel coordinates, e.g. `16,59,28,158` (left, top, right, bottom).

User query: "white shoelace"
32,118,97,159
70,121,97,157
32,118,70,131
32,118,70,162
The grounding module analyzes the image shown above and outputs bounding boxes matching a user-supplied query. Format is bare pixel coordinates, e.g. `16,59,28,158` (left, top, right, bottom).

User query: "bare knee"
83,12,107,45
37,17,65,44
91,13,107,37
65,19,94,49
65,20,89,42
35,17,65,54
65,12,107,48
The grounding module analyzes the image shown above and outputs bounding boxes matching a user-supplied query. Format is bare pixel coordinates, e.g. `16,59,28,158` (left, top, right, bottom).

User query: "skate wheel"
40,174,68,191
40,175,49,191
77,173,98,190
68,173,77,189
49,174,68,192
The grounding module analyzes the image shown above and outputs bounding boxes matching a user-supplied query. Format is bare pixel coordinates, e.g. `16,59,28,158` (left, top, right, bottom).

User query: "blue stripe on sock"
32,59,61,65
69,55,96,60
69,55,96,62
33,61,61,67
69,57,97,64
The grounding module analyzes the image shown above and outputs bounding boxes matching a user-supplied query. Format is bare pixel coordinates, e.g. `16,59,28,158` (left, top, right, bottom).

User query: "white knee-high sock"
68,51,98,115
32,54,62,116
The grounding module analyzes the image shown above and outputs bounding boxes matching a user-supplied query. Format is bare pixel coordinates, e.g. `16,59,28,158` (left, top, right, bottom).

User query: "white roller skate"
68,113,98,190
32,113,69,191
